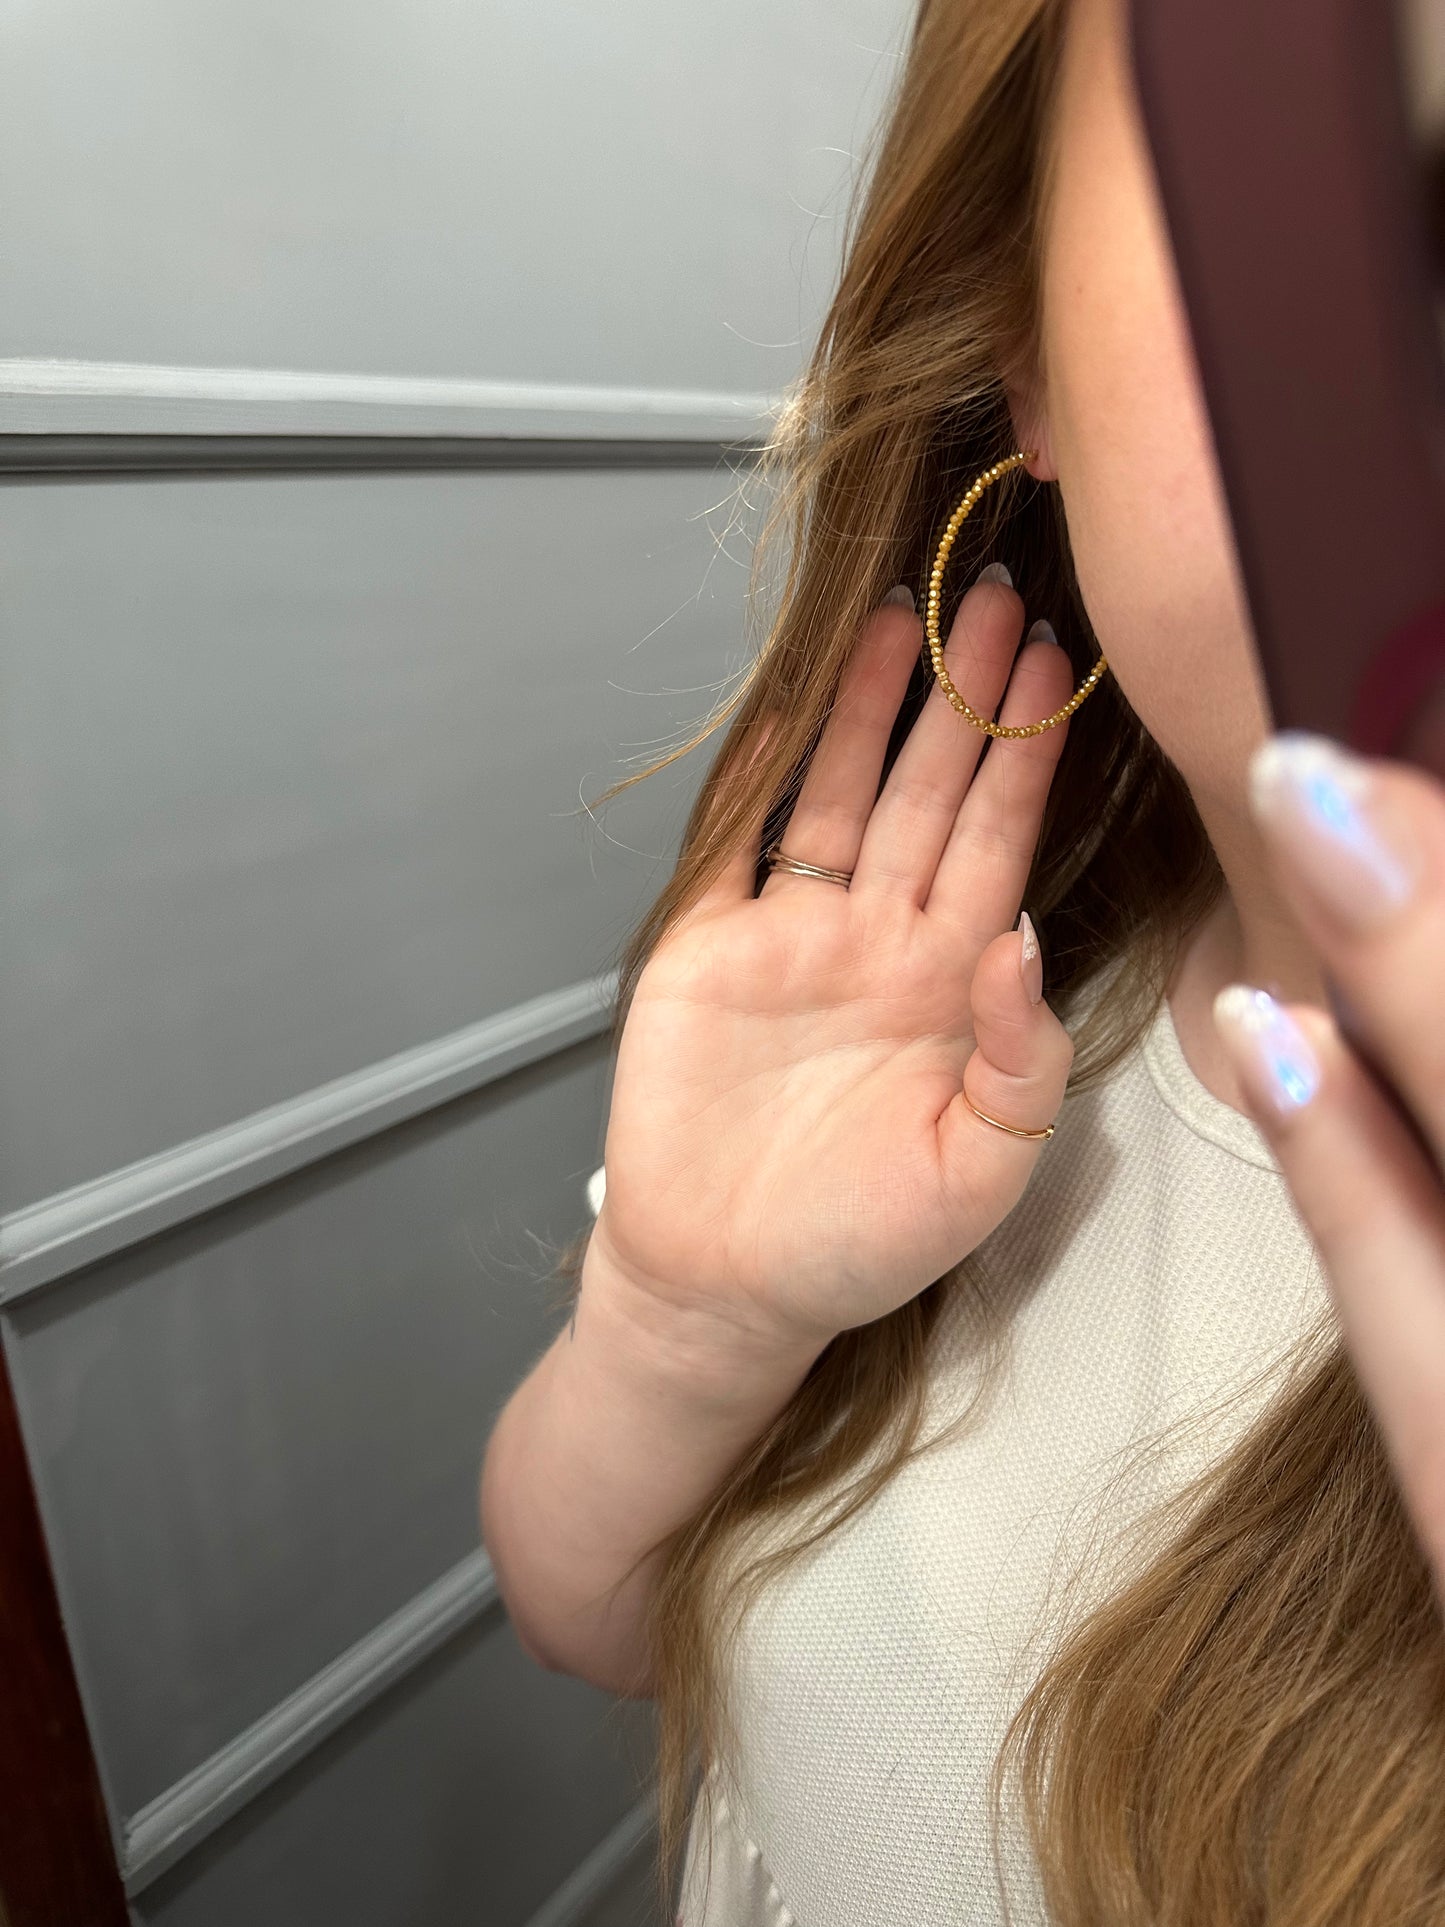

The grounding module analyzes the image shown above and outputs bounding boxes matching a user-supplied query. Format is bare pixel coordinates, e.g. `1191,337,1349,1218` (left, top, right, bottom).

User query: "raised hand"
592,571,1078,1351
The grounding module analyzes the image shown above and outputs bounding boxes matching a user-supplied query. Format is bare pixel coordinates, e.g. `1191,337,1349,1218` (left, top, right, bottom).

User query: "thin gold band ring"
762,846,1056,1143
964,1094,1056,1141
763,842,853,887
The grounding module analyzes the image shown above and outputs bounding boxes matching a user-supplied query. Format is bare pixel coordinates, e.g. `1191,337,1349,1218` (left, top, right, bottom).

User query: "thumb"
957,911,1074,1142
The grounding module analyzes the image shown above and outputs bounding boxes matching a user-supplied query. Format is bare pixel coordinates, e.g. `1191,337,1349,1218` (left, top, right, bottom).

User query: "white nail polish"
1017,909,1043,1004
1026,620,1057,645
976,562,1012,588
1213,984,1321,1117
881,583,916,610
1247,731,1419,929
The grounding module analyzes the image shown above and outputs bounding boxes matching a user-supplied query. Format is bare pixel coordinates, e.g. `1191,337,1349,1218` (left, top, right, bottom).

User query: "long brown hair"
553,0,1445,1917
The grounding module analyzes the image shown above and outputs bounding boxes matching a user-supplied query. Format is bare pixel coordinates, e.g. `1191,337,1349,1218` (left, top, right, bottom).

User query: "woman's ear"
1003,363,1058,483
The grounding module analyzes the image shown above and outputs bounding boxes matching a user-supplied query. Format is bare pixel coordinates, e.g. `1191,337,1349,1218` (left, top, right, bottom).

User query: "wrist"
574,1225,830,1414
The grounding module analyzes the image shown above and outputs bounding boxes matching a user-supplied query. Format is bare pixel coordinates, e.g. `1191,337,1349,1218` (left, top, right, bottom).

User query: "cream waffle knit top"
586,988,1332,1927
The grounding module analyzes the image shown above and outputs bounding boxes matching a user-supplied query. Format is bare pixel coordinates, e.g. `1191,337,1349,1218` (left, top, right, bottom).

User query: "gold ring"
964,1093,1056,1141
763,842,853,888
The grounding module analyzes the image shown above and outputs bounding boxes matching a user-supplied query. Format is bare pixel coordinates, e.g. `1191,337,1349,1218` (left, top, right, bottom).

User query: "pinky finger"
1213,987,1445,1588
681,713,783,919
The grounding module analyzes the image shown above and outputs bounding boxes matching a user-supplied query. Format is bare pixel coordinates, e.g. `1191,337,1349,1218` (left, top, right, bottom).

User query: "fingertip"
970,924,1069,1080
1211,984,1325,1125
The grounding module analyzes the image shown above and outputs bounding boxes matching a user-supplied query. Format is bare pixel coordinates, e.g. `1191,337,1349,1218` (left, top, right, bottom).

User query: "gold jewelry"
926,451,1109,738
963,1092,1056,1141
763,841,852,887
763,835,1054,1136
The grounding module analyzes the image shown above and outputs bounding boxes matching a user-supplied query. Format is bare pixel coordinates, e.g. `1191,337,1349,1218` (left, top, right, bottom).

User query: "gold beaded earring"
925,450,1109,738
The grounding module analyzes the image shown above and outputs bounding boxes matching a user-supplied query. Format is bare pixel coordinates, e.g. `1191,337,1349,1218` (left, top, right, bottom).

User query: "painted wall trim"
0,972,618,1307
0,433,752,478
0,359,781,444
121,1548,501,1892
522,1797,658,1927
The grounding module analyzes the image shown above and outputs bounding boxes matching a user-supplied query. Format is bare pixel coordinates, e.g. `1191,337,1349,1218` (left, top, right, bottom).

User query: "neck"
1165,806,1328,1116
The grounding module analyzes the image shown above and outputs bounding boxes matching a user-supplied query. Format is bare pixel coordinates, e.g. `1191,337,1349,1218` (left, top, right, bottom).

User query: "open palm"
593,576,1079,1348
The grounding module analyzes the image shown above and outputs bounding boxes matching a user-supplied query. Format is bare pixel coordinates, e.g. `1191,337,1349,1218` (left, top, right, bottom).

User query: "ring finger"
759,590,921,897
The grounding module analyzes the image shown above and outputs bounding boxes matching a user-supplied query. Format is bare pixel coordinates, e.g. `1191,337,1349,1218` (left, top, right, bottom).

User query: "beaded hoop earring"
925,450,1110,738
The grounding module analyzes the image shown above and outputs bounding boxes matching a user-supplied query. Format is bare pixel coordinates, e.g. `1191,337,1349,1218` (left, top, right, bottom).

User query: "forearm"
480,1235,826,1696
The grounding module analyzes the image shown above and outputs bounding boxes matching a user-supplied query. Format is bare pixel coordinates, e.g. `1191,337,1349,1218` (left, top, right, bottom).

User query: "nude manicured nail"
1026,620,1057,645
1247,732,1419,930
1212,984,1321,1119
976,562,1013,588
881,582,916,610
1017,910,1043,1004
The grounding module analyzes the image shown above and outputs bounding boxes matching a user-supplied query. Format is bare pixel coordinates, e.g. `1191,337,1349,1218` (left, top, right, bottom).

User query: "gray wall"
0,5,909,1923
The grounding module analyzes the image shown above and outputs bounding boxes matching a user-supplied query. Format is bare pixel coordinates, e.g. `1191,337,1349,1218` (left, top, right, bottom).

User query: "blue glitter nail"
1214,985,1321,1114
1248,732,1416,926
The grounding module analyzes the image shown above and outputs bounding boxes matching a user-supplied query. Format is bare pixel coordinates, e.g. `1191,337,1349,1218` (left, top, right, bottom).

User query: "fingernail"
1017,909,1043,1004
975,562,1013,588
585,1163,607,1217
881,582,916,610
1247,731,1420,930
1025,619,1057,645
1212,984,1321,1119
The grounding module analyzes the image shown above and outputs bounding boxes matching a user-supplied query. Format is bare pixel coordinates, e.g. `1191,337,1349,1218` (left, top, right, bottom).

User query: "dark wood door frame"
0,1330,129,1925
